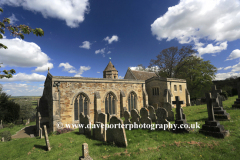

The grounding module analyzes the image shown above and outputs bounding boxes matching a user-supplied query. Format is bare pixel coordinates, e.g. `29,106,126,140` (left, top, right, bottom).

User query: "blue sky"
0,0,240,96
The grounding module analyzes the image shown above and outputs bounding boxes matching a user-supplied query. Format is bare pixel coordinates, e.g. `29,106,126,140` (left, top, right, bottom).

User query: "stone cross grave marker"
217,93,223,107
205,93,216,121
43,125,51,151
147,106,157,122
106,116,128,147
172,96,184,120
79,143,93,160
130,109,140,126
124,111,131,129
211,85,222,107
156,108,169,130
139,108,152,129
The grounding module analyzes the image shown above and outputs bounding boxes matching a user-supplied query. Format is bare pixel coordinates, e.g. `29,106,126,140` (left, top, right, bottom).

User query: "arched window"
105,92,116,115
128,92,137,111
74,93,89,120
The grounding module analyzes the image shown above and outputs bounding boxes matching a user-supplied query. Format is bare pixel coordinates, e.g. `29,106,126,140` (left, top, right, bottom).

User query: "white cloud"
74,66,91,77
0,0,90,28
104,35,119,44
8,13,18,24
34,63,53,72
2,83,44,96
79,41,91,49
95,48,106,57
0,38,52,71
118,76,124,79
130,66,160,72
107,51,111,54
217,67,223,71
215,72,240,80
224,66,232,70
226,49,240,61
151,0,240,56
0,73,46,82
59,62,76,73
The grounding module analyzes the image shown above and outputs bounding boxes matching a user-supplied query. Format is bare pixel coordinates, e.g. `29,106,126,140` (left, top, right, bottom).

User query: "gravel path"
11,125,36,139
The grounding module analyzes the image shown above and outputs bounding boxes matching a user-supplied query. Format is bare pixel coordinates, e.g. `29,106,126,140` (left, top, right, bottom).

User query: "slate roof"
130,69,158,80
104,61,117,71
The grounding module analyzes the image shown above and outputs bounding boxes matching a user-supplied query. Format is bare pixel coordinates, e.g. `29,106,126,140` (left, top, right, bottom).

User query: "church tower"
103,61,118,79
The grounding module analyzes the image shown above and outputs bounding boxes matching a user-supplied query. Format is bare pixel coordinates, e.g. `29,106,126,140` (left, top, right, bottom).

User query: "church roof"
104,61,117,71
130,68,158,80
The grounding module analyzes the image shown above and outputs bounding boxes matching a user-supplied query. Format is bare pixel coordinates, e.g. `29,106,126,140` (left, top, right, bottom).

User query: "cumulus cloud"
0,0,90,28
59,62,77,73
0,73,46,82
217,67,223,71
8,13,18,24
130,66,160,72
151,0,240,56
79,41,91,49
33,63,53,72
215,72,240,80
224,66,232,70
226,49,240,61
2,83,43,96
95,48,106,57
74,66,91,77
0,38,52,71
104,35,119,44
107,51,111,54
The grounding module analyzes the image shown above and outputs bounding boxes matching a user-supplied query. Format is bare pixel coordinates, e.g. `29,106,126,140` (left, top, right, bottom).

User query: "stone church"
37,61,190,132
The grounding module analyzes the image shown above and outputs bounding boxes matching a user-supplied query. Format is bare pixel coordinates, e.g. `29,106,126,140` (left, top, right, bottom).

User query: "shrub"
0,131,12,141
8,123,14,129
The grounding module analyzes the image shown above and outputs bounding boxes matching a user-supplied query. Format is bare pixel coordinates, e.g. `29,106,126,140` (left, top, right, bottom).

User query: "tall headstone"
79,143,93,160
123,111,131,129
162,102,174,121
107,116,128,147
211,85,230,120
93,122,104,141
95,113,107,141
79,112,85,134
156,108,169,130
232,82,240,109
37,112,42,136
83,115,91,137
139,108,152,130
199,93,230,138
130,109,140,126
147,106,157,122
172,96,191,133
43,125,51,151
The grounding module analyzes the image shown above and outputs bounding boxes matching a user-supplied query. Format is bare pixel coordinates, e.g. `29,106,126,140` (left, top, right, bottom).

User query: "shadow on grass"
34,144,47,151
73,131,92,139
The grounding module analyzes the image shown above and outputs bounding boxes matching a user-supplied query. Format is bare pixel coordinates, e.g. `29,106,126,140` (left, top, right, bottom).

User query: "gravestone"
130,109,140,126
156,108,169,130
0,120,3,129
162,102,174,121
83,115,91,137
211,85,230,120
107,116,128,147
1,137,4,142
172,96,191,133
232,82,240,109
43,125,51,151
79,112,85,134
95,113,107,141
199,93,230,138
123,111,131,129
139,108,152,130
30,134,35,138
39,128,43,139
147,106,157,122
79,143,93,160
93,122,104,141
36,112,41,136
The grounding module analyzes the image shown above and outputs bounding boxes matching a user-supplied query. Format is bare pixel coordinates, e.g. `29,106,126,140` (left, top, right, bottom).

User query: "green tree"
15,99,35,123
149,46,196,78
0,8,44,78
176,55,217,99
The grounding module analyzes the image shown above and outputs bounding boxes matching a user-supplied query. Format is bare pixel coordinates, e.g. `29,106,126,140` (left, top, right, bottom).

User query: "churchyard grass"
0,122,35,136
0,96,240,159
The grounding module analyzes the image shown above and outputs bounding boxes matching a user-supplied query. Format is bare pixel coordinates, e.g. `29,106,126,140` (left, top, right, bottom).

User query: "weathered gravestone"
107,116,128,147
199,93,230,138
156,108,169,130
39,128,43,139
36,112,42,136
43,125,51,151
211,85,230,120
232,82,240,109
123,111,131,130
94,113,107,141
1,137,4,142
139,108,152,130
0,120,3,129
172,96,191,133
79,143,93,160
162,102,174,121
147,106,157,122
83,115,91,137
130,109,140,127
79,112,85,134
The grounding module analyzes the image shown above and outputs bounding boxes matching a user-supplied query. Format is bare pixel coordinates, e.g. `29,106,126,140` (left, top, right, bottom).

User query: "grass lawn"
0,96,240,160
